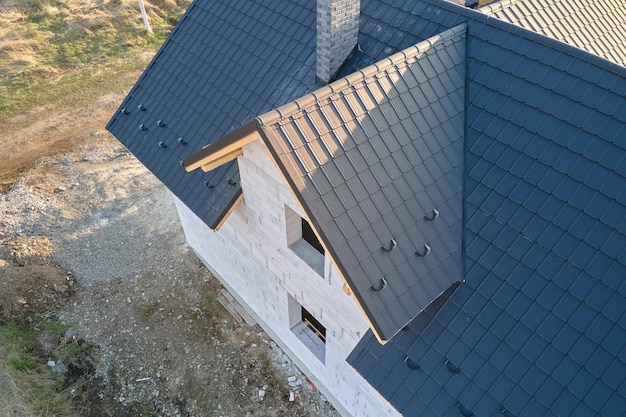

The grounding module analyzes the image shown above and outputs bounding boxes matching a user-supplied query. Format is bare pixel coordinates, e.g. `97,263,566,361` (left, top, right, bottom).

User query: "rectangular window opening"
302,306,326,343
302,218,325,255
285,206,325,276
288,294,326,363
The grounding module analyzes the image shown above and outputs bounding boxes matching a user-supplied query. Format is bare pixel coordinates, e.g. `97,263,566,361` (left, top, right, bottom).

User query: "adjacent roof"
107,0,626,415
480,0,626,67
257,25,467,341
106,0,319,229
348,2,626,417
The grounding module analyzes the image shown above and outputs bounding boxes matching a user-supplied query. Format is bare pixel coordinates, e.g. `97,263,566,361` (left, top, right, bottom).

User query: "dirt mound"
0,235,54,264
0,109,338,417
0,235,76,324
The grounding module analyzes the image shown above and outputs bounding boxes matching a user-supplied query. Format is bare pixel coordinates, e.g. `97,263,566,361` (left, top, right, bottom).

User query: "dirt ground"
0,70,339,417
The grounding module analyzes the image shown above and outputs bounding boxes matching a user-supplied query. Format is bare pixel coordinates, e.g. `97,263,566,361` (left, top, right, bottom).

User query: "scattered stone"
65,327,79,337
46,360,67,373
0,135,340,417
287,375,303,387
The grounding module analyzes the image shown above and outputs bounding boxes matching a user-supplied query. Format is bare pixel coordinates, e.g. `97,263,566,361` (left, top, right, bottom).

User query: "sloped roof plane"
480,0,626,67
183,24,468,342
106,0,319,229
348,4,626,417
106,0,626,415
257,24,467,342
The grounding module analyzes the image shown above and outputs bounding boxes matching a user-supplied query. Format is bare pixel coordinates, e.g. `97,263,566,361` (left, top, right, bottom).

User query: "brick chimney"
316,0,360,84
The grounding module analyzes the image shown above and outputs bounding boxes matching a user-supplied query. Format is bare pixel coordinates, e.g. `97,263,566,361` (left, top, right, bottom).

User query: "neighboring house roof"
480,0,626,67
107,0,626,415
106,0,319,229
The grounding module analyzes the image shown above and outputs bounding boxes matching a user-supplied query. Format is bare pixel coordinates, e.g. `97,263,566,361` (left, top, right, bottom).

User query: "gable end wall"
174,140,402,417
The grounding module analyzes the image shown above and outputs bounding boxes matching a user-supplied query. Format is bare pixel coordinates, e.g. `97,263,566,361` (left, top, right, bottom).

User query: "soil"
0,69,339,417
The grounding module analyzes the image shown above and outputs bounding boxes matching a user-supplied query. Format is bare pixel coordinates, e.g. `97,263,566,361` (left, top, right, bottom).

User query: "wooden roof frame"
182,121,259,172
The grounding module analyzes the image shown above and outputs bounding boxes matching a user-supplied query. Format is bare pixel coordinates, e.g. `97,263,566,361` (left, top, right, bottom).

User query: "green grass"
0,0,191,121
132,402,159,417
140,303,157,322
0,320,74,417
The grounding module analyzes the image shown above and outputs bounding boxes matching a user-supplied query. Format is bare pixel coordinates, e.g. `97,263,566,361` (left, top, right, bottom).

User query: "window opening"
302,218,324,255
285,206,325,276
288,294,326,363
302,306,326,342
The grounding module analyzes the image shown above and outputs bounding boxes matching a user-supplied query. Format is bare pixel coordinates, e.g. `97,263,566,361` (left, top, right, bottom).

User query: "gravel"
0,135,339,417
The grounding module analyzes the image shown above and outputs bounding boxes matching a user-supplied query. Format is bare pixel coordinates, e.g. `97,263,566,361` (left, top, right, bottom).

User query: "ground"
0,69,339,417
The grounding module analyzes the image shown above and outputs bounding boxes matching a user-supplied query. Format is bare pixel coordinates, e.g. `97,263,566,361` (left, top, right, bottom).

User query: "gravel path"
1,137,181,287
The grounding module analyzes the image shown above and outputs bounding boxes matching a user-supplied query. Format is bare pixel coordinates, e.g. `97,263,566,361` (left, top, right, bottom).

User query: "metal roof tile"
113,0,626,414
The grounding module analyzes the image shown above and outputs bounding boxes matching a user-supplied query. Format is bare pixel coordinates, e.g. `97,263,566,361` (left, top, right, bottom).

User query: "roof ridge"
257,23,467,127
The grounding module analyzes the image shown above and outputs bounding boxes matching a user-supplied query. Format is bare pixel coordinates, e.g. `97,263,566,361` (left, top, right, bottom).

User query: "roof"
106,0,319,229
480,0,626,67
257,24,467,342
347,2,626,416
107,0,626,415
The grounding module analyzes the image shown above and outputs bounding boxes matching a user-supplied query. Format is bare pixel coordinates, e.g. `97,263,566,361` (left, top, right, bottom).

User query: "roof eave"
182,121,259,172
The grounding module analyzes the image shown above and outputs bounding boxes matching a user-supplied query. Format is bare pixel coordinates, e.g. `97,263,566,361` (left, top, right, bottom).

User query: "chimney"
316,0,360,84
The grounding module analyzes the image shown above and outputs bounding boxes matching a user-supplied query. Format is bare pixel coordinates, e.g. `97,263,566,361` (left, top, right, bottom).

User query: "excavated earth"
0,72,339,417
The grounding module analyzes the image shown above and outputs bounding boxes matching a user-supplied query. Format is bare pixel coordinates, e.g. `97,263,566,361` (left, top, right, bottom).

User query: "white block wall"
174,140,402,417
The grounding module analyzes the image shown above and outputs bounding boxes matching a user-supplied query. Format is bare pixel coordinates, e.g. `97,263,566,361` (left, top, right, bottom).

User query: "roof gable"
480,0,626,67
257,25,467,342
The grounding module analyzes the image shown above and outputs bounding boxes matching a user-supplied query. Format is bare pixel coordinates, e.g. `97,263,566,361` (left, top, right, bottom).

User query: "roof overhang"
182,121,259,172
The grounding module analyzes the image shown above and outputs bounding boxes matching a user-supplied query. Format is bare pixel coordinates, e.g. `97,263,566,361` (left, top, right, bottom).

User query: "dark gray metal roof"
106,0,319,229
106,0,626,414
347,2,626,416
258,25,467,342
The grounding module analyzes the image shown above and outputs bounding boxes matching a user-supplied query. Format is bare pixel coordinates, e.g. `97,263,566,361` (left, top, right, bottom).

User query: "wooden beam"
183,121,258,172
213,192,243,231
200,148,243,172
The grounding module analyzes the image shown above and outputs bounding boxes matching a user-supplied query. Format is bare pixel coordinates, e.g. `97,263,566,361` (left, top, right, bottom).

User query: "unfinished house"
107,0,626,415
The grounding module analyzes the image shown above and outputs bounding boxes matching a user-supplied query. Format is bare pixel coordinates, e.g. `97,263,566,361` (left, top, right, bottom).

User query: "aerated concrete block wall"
174,140,401,417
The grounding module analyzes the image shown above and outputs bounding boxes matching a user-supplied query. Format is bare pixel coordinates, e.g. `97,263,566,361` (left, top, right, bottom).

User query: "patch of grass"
0,319,74,417
9,355,40,372
0,0,192,121
132,401,159,417
139,303,157,322
203,294,226,318
183,373,215,412
0,320,37,348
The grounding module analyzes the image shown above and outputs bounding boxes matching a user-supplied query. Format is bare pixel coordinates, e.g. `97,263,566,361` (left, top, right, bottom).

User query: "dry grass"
0,2,192,414
0,321,74,417
0,0,191,119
